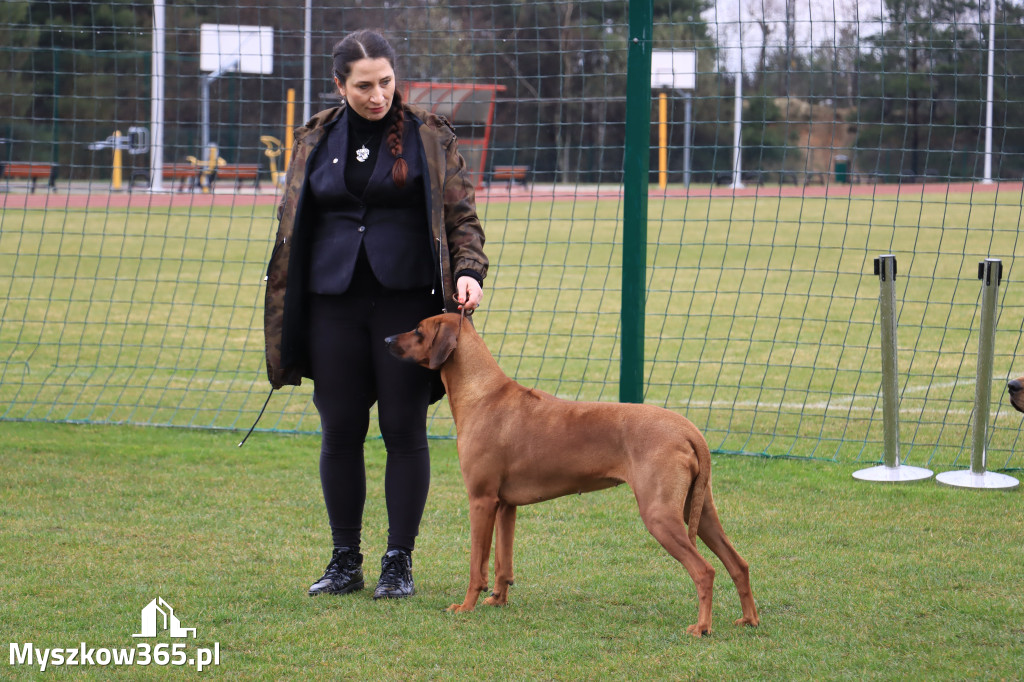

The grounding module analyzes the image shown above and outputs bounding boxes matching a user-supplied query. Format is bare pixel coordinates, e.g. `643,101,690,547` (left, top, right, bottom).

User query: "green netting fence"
2,0,1024,471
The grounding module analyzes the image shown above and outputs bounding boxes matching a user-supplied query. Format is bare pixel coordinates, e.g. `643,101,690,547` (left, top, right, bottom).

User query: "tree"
853,0,996,180
0,1,150,168
446,0,715,182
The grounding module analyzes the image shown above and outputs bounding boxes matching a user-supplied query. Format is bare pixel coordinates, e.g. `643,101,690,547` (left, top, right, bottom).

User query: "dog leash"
238,388,274,447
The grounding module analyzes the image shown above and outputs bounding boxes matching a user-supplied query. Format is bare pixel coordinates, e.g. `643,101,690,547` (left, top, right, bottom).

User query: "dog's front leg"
448,495,498,613
483,501,516,607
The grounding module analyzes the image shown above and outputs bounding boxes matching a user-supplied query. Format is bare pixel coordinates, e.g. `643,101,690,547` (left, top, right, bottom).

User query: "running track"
2,181,1020,211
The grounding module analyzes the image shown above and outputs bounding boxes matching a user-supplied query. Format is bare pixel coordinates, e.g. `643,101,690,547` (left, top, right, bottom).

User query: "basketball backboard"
200,24,273,75
651,50,696,90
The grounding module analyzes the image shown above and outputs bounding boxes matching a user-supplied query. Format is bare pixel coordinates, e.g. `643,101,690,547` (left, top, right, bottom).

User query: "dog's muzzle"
1008,379,1024,413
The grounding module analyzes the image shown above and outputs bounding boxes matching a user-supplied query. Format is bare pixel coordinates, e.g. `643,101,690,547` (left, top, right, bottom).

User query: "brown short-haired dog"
385,313,759,636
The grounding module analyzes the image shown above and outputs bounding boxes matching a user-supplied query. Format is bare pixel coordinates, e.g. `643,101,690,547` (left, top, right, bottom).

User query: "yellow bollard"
285,88,295,175
112,130,123,190
658,93,668,190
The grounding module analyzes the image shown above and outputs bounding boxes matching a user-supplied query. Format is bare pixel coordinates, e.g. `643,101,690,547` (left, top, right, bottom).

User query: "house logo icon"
132,597,196,638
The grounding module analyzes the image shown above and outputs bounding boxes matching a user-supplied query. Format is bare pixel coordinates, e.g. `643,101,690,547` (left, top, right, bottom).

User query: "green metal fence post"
621,0,652,404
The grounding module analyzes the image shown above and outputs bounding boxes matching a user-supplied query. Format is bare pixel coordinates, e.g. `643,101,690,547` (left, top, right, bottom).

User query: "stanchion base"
852,464,933,482
935,469,1020,490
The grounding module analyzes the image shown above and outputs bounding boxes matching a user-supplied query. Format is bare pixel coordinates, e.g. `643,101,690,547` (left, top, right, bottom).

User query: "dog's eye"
414,329,424,339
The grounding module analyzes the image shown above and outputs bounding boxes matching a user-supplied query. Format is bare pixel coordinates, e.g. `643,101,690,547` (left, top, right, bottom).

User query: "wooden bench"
0,162,58,193
210,163,260,191
161,162,201,192
491,165,530,188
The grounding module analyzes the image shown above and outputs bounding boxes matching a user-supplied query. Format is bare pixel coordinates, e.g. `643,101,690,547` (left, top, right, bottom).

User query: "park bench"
162,162,201,192
491,165,530,188
0,162,58,193
210,163,260,191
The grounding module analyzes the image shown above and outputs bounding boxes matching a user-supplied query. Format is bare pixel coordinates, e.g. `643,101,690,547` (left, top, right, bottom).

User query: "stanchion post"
937,259,1019,490
854,255,933,482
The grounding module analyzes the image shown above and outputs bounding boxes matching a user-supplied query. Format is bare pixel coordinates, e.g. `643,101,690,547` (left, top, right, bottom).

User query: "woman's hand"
456,276,483,311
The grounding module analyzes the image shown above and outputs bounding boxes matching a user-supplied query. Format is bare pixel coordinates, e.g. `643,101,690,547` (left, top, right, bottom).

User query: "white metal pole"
303,0,312,123
982,0,995,184
150,0,165,192
732,17,744,189
683,91,692,188
202,76,211,151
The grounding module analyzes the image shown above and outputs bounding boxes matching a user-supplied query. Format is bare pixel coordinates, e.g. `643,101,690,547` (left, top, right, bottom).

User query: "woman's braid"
387,90,408,188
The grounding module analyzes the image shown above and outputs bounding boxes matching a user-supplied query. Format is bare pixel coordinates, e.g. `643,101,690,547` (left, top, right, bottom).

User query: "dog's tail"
686,431,712,545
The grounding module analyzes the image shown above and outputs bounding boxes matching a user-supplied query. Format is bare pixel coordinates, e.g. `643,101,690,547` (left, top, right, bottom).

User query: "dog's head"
1009,377,1024,414
384,312,464,370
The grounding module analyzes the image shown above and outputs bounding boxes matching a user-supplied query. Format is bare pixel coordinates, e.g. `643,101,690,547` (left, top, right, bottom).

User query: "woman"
263,29,488,599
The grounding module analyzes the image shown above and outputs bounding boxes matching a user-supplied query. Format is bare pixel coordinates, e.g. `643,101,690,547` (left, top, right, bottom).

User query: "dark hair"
332,30,407,188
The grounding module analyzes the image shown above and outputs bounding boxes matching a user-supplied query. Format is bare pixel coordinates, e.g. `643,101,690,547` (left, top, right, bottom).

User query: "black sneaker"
373,549,415,599
308,547,364,596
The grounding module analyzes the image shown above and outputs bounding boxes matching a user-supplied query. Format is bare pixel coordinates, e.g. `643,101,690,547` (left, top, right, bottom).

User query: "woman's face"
336,57,395,121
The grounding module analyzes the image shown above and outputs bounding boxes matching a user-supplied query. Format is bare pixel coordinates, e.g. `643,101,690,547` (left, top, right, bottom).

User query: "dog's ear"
426,317,459,370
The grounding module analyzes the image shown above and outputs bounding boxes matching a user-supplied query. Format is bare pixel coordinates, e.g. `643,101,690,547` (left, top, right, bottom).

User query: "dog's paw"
734,616,759,628
482,594,507,607
446,603,476,613
686,623,712,637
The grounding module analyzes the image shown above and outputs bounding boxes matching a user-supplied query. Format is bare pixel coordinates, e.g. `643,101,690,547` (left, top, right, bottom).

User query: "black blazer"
305,112,434,294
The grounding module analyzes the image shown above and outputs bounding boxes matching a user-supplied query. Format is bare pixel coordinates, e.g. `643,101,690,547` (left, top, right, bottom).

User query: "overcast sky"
704,0,881,70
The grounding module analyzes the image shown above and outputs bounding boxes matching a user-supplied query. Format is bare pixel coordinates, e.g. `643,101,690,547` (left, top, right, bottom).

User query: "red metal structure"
403,82,505,188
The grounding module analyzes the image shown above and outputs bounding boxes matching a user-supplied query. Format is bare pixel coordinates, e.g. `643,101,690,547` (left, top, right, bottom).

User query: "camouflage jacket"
263,103,488,389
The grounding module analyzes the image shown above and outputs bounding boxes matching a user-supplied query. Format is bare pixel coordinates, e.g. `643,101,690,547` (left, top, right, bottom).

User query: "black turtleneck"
345,107,388,197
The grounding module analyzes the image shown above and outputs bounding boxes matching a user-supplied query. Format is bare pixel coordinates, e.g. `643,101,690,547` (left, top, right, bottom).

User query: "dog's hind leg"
695,486,759,628
484,501,516,606
635,488,717,636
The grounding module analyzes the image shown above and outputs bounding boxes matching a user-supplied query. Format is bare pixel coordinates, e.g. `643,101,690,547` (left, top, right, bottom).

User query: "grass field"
2,422,1022,680
2,187,1024,470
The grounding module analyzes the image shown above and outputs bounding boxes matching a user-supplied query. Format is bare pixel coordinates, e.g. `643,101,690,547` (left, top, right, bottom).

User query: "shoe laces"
324,548,358,578
379,551,410,584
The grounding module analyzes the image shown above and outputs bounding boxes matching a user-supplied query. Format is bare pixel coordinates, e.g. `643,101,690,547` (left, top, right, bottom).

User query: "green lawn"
2,189,1024,469
2,422,1021,680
